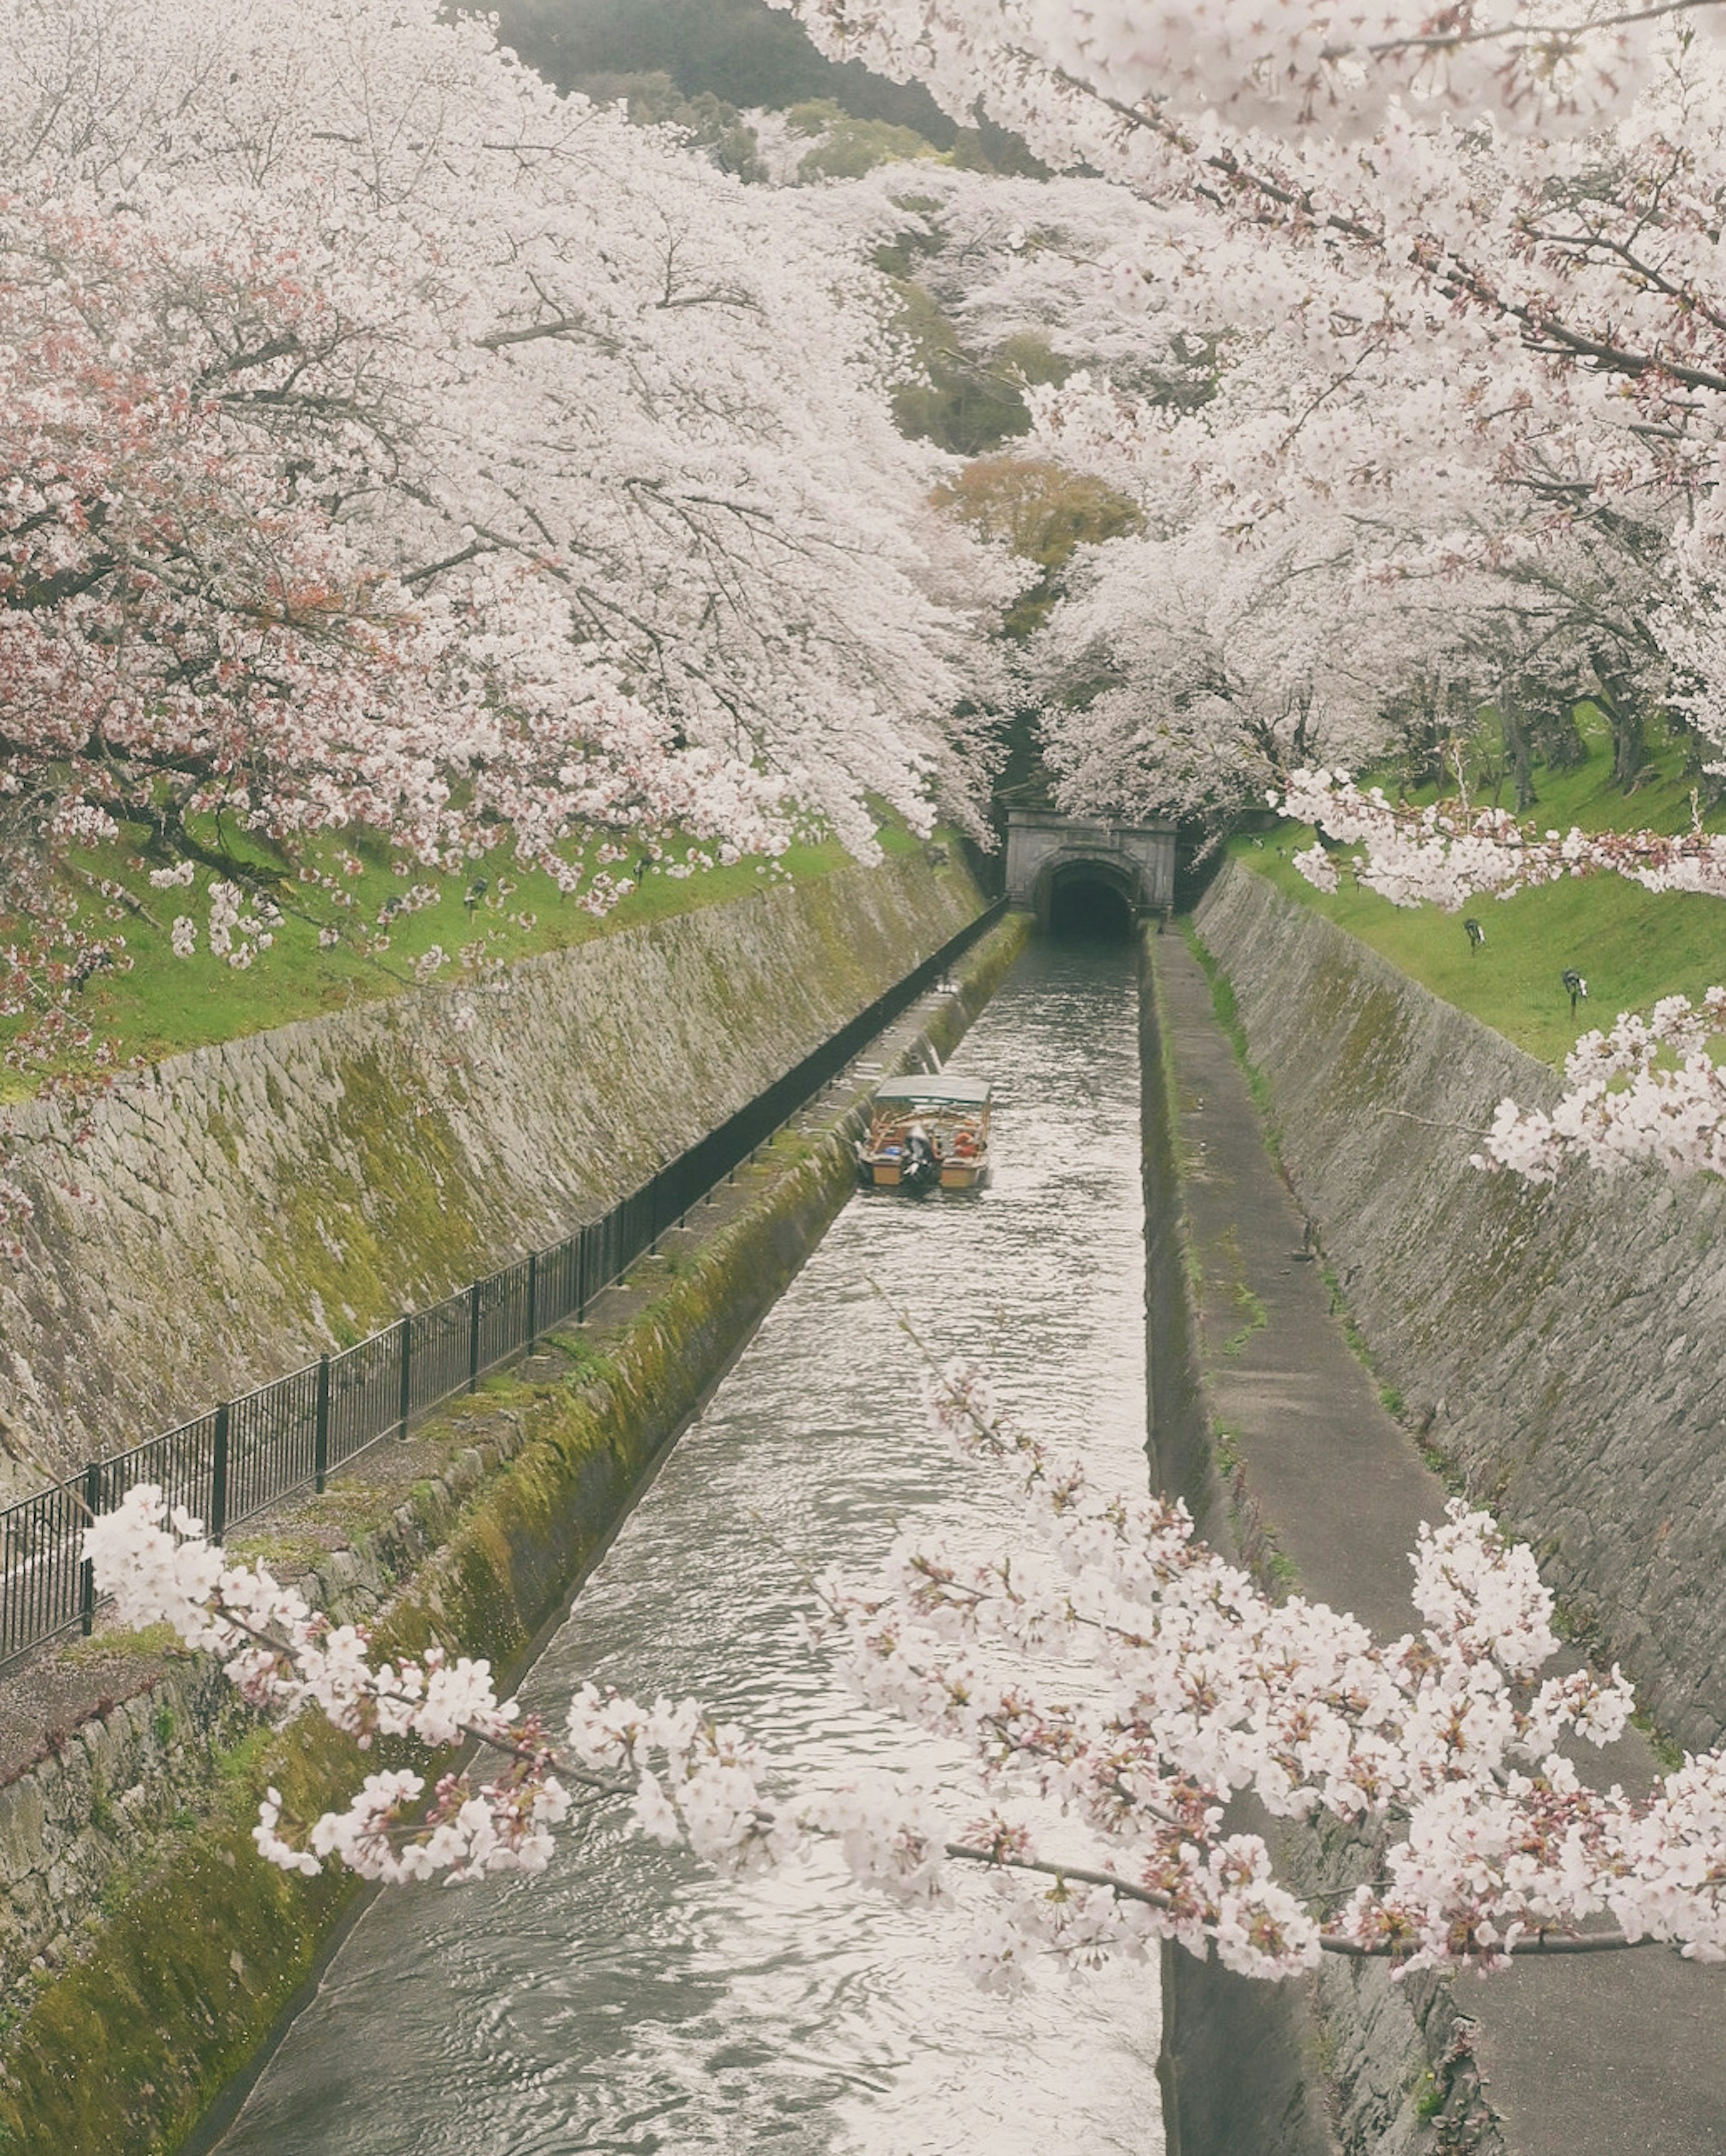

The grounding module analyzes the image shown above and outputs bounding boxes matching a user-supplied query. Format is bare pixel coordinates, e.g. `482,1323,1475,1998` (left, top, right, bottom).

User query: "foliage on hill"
493,0,955,142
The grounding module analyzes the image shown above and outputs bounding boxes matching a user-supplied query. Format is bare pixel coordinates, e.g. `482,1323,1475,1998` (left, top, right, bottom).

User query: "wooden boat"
859,1076,993,1191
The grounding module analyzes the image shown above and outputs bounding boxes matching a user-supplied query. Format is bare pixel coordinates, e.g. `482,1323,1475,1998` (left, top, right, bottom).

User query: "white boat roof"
874,1076,992,1107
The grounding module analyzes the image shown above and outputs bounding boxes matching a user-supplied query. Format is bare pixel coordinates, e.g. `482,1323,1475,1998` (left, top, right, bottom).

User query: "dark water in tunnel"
1047,876,1137,941
217,938,1161,2156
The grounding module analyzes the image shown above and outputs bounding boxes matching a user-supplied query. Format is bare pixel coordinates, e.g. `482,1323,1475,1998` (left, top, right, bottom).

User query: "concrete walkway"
1156,934,1726,2156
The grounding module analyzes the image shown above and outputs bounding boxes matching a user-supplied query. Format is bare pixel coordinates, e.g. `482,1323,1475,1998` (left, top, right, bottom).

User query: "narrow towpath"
1156,934,1726,2156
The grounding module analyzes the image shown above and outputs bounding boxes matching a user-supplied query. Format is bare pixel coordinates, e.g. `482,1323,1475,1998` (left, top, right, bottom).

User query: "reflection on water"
219,938,1161,2156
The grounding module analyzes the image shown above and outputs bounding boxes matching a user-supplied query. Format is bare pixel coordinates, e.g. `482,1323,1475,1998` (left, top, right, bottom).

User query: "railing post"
468,1281,482,1391
526,1250,538,1352
210,1401,230,1543
79,1461,102,1636
314,1353,332,1494
397,1316,413,1440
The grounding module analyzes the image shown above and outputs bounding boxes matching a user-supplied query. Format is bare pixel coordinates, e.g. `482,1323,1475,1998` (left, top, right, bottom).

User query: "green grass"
4,808,936,1098
1236,711,1726,1066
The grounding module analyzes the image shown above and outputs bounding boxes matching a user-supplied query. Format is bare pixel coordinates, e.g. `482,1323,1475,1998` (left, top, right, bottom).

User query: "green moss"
59,1623,179,1667
1634,1713,1685,1776
0,899,1023,2156
254,1049,480,1335
1265,1549,1300,1596
1221,1280,1267,1358
87,1770,116,1837
1177,917,1283,1155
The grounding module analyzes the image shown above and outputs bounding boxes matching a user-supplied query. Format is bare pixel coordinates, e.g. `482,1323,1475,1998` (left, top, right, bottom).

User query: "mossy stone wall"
0,910,1028,2156
1194,861,1726,1753
0,852,981,1491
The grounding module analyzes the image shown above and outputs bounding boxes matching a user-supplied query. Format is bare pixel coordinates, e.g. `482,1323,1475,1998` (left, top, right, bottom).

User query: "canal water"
218,937,1161,2156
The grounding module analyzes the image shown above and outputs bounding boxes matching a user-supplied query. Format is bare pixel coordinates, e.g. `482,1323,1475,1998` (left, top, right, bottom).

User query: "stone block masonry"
1194,861,1726,1758
1166,865,1726,2155
0,851,981,1493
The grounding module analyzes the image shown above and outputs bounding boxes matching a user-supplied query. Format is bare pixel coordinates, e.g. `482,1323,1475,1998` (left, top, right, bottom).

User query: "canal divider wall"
1141,924,1478,2156
0,850,982,1497
0,900,1028,2156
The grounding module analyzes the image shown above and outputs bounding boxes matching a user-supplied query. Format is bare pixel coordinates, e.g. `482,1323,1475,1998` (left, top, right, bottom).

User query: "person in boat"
905,1120,936,1179
951,1126,978,1161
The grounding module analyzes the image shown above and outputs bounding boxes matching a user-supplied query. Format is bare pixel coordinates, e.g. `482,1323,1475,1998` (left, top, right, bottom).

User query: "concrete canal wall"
0,850,981,1493
1193,861,1726,1757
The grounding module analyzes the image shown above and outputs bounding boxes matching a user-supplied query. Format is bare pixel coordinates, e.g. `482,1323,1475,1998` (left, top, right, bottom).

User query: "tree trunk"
1501,677,1536,812
1590,652,1646,791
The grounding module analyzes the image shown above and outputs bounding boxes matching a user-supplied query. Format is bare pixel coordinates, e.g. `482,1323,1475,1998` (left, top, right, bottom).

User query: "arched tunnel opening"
1046,867,1138,942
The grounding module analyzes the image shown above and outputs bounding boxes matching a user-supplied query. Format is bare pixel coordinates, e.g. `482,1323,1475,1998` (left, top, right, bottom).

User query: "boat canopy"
873,1076,992,1108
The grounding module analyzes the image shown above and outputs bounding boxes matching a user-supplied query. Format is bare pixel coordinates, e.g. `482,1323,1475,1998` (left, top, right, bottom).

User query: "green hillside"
1234,712,1726,1067
3,815,930,1098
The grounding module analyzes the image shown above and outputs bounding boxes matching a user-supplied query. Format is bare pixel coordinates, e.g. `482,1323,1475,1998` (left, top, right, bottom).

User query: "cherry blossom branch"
1342,0,1726,61
940,1845,1665,1958
1281,769,1726,912
1278,771,1726,1179
1476,989,1726,1178
82,1344,1726,1988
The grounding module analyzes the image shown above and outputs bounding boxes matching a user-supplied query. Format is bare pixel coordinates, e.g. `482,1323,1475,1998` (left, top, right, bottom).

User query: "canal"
217,936,1161,2155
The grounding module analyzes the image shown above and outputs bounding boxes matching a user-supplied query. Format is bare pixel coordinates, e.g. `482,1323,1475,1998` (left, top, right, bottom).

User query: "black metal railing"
0,899,1006,1668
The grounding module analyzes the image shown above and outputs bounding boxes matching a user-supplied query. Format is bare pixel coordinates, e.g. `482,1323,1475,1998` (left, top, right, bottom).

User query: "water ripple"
219,939,1161,2156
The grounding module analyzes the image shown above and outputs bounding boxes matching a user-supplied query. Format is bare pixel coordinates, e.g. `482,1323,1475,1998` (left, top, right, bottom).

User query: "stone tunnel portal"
1004,810,1176,938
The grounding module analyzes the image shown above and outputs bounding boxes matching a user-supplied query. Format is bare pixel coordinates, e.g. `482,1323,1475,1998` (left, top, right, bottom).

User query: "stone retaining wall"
1193,862,1726,1755
0,851,979,1493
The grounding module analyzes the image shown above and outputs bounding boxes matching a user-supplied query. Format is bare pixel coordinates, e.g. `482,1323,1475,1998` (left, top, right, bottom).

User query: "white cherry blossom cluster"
84,1485,575,1883
1281,771,1726,914
82,1363,1726,1983
1477,990,1726,1181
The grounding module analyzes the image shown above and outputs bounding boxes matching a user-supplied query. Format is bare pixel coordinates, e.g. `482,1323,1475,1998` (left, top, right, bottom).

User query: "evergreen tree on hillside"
492,0,953,141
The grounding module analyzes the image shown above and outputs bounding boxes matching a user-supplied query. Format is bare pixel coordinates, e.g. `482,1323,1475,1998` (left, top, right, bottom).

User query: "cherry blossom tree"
770,1,1726,781
81,1357,1726,1986
0,0,1023,930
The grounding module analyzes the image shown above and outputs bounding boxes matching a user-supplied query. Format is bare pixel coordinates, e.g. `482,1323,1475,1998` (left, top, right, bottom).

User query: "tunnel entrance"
1046,864,1138,942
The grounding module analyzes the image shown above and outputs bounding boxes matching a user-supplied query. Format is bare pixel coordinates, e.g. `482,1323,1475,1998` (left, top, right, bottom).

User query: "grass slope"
6,816,929,1100
1234,712,1726,1067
